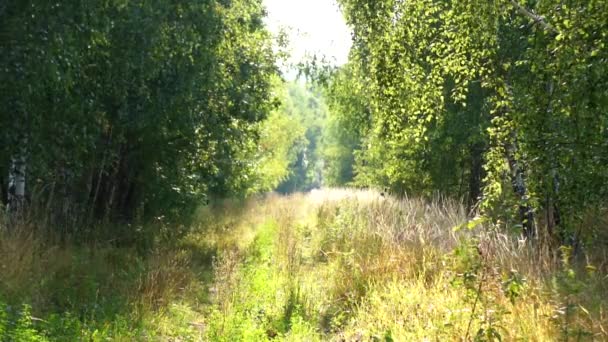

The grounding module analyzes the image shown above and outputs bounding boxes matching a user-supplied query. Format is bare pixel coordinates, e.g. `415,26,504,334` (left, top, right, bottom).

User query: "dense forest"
322,0,608,243
1,0,281,227
1,0,607,340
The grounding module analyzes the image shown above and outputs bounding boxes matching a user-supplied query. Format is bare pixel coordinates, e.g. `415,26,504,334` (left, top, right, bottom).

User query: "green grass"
1,189,607,340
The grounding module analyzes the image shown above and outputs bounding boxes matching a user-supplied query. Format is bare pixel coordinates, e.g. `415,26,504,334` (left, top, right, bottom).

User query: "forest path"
191,188,388,340
182,188,561,341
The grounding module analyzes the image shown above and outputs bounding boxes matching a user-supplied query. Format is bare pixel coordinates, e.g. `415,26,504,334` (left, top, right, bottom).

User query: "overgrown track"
1,189,606,340
202,189,607,341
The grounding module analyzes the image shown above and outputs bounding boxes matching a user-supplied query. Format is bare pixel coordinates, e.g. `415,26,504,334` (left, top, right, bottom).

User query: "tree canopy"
1,0,280,227
322,0,608,243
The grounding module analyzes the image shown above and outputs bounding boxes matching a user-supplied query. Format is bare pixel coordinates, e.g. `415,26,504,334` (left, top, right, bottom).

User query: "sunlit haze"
263,0,352,72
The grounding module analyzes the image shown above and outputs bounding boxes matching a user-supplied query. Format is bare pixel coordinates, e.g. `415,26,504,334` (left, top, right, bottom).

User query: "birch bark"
8,145,26,214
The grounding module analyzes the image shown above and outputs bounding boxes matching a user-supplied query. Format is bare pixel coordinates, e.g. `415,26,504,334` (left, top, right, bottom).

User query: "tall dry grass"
0,217,202,339
206,188,607,340
1,188,606,340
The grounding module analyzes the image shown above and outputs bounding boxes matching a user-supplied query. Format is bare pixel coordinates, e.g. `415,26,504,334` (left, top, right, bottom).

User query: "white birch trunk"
8,143,26,214
506,137,536,238
8,155,26,210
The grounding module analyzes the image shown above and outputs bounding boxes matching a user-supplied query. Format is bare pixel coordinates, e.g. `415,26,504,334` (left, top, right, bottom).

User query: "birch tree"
1,0,281,233
330,0,608,242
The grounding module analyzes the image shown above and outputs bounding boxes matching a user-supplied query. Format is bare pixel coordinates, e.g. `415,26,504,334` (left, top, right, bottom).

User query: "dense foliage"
1,0,279,228
323,0,608,243
2,2,608,340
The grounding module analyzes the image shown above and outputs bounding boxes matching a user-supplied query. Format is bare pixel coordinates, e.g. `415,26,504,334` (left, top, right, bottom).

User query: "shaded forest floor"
1,189,607,340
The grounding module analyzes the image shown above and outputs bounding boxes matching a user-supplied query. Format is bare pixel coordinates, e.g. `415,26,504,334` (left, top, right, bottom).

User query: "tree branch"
509,0,558,34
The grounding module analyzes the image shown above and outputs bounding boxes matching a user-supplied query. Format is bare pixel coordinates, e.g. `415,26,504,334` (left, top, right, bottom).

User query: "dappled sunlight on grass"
1,189,606,340
200,189,608,340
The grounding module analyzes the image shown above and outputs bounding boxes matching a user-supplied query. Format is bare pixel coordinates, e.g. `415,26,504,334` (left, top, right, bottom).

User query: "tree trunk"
544,80,561,242
7,147,26,216
506,136,536,238
545,172,561,242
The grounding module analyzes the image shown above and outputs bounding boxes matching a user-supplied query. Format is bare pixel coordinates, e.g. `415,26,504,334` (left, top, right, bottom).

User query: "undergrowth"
201,189,607,341
1,189,606,340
